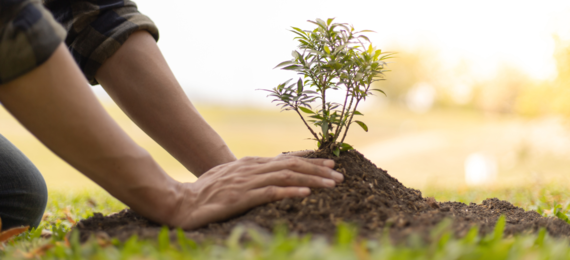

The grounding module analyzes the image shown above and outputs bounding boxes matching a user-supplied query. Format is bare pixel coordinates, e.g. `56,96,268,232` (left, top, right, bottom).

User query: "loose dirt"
75,150,570,243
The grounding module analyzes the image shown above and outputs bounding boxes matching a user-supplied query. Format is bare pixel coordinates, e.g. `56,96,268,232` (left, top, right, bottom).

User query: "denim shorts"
0,0,159,85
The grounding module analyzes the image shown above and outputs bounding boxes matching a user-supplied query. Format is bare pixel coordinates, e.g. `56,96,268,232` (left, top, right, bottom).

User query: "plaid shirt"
0,0,66,84
0,0,158,85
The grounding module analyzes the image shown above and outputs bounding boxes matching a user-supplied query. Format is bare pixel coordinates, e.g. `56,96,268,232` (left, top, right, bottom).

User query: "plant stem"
339,98,361,145
320,73,328,142
294,108,320,142
333,80,351,142
340,82,372,144
336,66,357,142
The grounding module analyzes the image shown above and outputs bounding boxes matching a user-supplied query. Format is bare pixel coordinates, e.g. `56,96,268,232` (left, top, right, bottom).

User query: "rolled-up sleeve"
0,0,66,85
45,0,159,85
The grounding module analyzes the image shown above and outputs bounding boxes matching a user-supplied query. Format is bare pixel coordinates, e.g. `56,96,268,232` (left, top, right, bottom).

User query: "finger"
250,157,343,183
273,155,336,169
278,150,314,157
243,186,311,208
246,170,336,189
239,154,335,169
237,156,273,164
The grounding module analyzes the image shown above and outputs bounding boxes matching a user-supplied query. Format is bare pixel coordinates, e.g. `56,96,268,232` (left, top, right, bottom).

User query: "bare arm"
95,31,234,177
0,44,180,223
0,44,342,228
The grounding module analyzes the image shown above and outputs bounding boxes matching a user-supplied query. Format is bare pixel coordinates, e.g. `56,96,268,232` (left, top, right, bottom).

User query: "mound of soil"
75,150,570,243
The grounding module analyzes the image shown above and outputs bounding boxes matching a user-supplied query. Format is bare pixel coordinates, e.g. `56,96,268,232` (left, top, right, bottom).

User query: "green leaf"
324,45,331,54
461,226,479,245
492,215,506,242
321,120,329,135
316,18,327,28
327,18,334,26
354,120,368,132
373,49,382,60
333,147,340,157
299,107,314,114
372,88,387,96
291,50,299,58
353,110,363,116
227,225,245,250
282,65,301,71
176,228,197,251
556,210,570,223
339,143,354,151
158,226,170,252
290,30,308,39
274,60,294,69
297,78,303,93
291,27,306,34
535,227,546,246
358,35,371,42
336,223,356,245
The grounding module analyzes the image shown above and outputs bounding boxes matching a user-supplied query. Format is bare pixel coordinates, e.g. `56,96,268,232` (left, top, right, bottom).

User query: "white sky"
94,0,570,107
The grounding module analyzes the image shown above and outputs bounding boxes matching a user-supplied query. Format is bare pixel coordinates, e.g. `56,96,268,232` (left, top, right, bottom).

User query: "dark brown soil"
75,150,570,243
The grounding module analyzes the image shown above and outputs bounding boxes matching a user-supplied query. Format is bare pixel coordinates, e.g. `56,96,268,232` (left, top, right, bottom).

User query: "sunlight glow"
120,0,570,106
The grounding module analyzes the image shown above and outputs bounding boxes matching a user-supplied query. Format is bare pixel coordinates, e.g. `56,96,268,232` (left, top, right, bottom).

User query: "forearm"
0,44,179,224
0,42,341,231
95,31,236,177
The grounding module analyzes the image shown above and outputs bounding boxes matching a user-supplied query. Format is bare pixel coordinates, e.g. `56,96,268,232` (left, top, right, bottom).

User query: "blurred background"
1,0,570,192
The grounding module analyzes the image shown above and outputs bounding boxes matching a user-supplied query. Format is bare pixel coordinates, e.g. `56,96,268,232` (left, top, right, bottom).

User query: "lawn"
1,184,570,260
2,103,570,259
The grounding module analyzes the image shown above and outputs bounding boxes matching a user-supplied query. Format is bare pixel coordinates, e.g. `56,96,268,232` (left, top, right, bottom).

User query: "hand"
277,150,315,157
167,155,343,230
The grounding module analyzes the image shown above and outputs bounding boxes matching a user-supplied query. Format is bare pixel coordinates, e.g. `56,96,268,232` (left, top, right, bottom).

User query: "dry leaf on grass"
353,242,370,260
0,226,30,243
0,216,30,249
19,243,55,259
87,198,97,208
41,212,52,221
63,207,76,225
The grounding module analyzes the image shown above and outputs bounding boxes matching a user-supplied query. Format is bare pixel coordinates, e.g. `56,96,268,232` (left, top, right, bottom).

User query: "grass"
2,184,570,259
2,99,570,258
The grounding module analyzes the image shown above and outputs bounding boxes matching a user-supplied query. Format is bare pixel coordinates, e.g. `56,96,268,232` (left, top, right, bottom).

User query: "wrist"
94,151,184,226
125,176,184,226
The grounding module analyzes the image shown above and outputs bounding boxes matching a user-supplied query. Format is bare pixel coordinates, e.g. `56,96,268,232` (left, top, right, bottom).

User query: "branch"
331,56,357,141
335,65,358,142
320,73,329,142
294,108,320,142
339,98,361,145
340,82,372,144
333,79,351,142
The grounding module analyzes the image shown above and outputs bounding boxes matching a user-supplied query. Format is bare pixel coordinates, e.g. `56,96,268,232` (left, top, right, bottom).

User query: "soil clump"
75,150,570,243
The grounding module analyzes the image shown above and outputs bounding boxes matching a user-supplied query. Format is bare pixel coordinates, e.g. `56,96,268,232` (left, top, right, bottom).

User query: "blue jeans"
0,134,47,230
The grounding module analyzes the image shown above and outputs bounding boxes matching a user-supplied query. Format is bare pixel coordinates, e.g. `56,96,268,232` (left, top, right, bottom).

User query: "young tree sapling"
263,18,392,156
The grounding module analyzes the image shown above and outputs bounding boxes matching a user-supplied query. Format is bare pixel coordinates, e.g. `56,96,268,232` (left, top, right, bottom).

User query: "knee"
25,171,49,228
0,134,48,229
0,164,48,230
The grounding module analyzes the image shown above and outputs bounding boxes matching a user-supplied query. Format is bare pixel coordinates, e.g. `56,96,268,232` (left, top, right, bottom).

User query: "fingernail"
331,170,344,182
298,187,310,196
323,160,335,167
322,178,336,187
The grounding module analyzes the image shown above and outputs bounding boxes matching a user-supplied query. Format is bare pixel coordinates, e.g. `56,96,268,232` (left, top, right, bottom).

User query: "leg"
0,134,47,230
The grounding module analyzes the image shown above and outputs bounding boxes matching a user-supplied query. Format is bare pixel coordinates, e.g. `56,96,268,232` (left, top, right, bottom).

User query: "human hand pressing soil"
165,155,343,230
